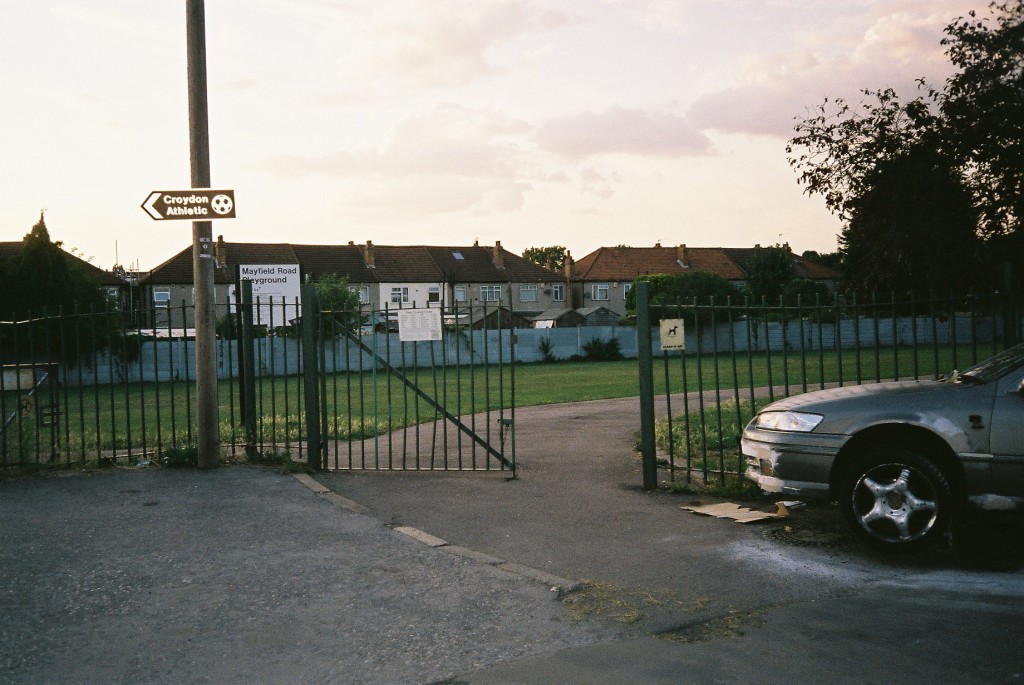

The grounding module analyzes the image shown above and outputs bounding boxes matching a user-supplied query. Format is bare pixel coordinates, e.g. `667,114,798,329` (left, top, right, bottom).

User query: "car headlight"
753,411,823,432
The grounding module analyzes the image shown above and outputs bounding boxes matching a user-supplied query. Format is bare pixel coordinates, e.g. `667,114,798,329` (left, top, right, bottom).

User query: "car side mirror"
1018,377,1024,399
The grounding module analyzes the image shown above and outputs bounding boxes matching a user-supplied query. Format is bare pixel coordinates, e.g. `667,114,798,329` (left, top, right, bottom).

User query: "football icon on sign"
211,194,234,215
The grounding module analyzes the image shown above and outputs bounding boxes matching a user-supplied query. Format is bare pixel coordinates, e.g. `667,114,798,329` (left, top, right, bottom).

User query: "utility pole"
186,0,220,469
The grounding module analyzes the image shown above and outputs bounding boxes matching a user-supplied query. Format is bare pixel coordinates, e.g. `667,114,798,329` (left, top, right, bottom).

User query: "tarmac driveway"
2,397,1022,684
316,396,1024,683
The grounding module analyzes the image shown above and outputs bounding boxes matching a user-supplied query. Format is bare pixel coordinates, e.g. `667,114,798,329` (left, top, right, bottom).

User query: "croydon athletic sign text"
142,189,236,220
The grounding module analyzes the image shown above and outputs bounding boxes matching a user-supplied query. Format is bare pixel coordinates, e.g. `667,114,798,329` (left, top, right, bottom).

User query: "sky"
0,0,979,272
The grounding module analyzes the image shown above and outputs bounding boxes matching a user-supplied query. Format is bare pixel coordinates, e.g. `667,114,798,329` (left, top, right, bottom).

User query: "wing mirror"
1018,377,1024,398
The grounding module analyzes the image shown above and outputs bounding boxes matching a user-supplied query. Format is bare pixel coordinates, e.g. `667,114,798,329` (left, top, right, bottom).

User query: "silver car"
742,343,1024,551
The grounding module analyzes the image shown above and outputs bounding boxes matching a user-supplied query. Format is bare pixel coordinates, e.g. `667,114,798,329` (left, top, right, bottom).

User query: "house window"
454,286,467,303
428,286,441,305
481,286,501,302
552,284,565,302
592,284,609,301
153,289,170,308
391,287,410,304
623,283,633,300
350,285,370,304
519,285,538,303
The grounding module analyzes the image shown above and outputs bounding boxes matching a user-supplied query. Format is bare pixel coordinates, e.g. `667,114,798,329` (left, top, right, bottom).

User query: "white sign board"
397,309,442,342
231,264,302,324
659,319,685,350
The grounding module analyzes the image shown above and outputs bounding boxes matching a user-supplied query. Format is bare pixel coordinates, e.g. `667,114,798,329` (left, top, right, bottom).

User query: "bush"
582,337,623,361
538,337,557,363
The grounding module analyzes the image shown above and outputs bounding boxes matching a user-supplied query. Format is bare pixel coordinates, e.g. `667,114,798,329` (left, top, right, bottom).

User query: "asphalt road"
2,397,1023,684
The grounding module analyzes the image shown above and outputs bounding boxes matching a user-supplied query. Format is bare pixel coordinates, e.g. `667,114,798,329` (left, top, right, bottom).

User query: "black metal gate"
300,285,516,475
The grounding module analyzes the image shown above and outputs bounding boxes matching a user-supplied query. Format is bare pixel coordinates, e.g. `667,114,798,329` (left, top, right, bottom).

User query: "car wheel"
839,448,952,552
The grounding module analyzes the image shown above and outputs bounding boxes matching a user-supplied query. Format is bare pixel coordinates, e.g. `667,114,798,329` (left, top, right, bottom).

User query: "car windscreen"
958,342,1024,383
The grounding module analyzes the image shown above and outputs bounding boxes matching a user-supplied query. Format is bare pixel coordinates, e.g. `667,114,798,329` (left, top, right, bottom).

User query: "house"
141,239,302,329
140,238,566,330
571,243,744,316
571,243,839,316
719,245,839,286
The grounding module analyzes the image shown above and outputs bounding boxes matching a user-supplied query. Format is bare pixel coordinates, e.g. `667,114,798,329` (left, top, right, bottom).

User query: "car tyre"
839,448,952,552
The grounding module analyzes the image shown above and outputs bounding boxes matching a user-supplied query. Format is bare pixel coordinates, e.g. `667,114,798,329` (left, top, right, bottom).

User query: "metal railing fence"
1,293,517,472
638,289,1022,489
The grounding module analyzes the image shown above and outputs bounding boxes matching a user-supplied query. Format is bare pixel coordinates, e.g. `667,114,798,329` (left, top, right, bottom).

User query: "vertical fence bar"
852,293,862,385
636,282,656,491
872,293,881,383
779,296,789,398
910,291,919,380
797,295,807,394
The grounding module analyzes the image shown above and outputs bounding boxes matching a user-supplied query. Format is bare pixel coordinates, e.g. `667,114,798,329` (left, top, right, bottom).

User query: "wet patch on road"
655,608,768,643
563,580,710,627
763,522,854,548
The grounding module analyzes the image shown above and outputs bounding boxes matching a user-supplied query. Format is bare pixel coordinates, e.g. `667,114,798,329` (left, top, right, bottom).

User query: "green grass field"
0,342,996,468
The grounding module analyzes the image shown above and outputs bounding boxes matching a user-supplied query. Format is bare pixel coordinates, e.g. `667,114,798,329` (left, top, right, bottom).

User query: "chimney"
215,235,226,266
676,244,688,268
362,240,376,268
564,252,575,280
492,240,505,269
654,241,662,248
348,240,354,246
545,256,555,271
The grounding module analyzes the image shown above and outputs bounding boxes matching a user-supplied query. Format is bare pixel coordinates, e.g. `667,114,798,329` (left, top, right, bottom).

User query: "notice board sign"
397,309,442,342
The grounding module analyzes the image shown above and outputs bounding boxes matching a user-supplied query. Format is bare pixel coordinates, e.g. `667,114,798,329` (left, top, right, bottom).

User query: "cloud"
686,3,964,138
534,106,713,158
335,0,572,91
340,176,531,222
262,103,538,219
269,103,531,179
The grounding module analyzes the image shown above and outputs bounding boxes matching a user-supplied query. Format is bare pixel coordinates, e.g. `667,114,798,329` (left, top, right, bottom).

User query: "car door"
987,367,1024,497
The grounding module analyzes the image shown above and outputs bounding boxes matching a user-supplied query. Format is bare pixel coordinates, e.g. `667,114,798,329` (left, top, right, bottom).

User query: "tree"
788,87,939,224
940,1,1024,244
0,215,119,364
840,144,982,295
0,215,108,319
626,272,742,323
310,273,362,330
788,2,1024,293
745,245,798,303
522,245,568,271
801,250,843,274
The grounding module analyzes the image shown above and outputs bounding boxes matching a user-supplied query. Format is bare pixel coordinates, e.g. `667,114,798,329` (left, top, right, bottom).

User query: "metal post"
186,0,219,469
637,281,657,490
301,284,322,470
240,280,257,456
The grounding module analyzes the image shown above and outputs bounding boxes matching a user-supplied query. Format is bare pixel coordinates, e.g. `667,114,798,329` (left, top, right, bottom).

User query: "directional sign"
142,189,236,221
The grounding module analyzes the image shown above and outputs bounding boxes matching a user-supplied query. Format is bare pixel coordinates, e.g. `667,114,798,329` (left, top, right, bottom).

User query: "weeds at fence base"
245,449,313,474
160,446,199,469
663,467,765,501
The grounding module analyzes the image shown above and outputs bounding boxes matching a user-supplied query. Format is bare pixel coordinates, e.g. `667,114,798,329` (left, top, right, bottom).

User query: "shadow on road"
758,500,1024,572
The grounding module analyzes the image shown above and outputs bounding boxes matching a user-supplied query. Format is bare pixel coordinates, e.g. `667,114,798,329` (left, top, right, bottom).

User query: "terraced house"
141,238,567,330
570,243,839,316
